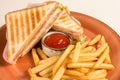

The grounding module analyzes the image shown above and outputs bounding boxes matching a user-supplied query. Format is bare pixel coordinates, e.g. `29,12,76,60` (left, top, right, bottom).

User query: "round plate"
0,12,120,80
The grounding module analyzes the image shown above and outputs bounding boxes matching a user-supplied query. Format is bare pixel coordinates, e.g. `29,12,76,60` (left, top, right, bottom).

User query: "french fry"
52,45,74,75
72,42,81,62
80,46,96,53
94,78,108,80
77,67,90,73
31,76,51,80
39,65,53,76
64,69,84,77
42,72,52,78
37,48,48,60
62,75,81,80
32,48,40,66
94,47,109,68
87,69,107,79
99,63,114,69
100,36,106,44
52,59,67,80
79,52,98,57
81,40,90,49
93,43,108,57
97,36,106,48
38,55,60,65
28,68,37,77
78,56,98,62
104,53,111,64
89,34,102,45
67,62,114,69
31,56,59,74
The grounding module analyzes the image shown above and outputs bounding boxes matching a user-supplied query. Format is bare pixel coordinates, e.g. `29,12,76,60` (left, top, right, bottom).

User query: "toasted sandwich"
3,1,63,64
28,2,83,40
53,9,83,39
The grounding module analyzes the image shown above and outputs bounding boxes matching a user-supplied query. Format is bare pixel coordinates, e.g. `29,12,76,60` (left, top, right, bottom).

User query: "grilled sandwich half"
3,1,63,64
28,1,83,40
53,9,83,39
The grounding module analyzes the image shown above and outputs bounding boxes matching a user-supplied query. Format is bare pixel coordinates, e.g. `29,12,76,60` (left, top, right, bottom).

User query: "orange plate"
0,11,120,80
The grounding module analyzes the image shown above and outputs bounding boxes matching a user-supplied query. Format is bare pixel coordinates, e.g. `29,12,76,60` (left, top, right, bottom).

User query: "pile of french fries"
28,34,114,80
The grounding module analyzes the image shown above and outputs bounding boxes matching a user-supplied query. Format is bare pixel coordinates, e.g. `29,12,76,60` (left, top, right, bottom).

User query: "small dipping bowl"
41,31,72,57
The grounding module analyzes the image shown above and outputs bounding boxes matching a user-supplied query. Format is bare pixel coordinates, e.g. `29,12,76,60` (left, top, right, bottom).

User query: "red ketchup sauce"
44,32,70,49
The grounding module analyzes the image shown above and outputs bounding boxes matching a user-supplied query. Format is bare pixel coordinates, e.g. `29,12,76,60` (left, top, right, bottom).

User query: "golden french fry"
104,46,111,64
94,78,108,80
97,36,106,48
89,34,102,45
101,36,106,44
87,69,107,79
31,56,59,74
67,62,114,69
94,47,109,68
42,72,52,78
62,75,82,80
104,53,111,64
79,52,98,57
52,45,74,75
52,59,67,80
99,63,114,69
72,42,81,62
81,40,90,49
39,65,53,76
38,55,60,65
78,67,90,74
28,68,37,77
93,43,108,57
61,78,66,80
87,69,107,76
64,69,84,77
37,48,48,60
31,76,51,80
78,56,98,62
80,46,96,53
32,48,40,66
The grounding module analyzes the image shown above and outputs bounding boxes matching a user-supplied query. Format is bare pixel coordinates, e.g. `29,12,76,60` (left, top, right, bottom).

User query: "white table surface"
0,0,120,36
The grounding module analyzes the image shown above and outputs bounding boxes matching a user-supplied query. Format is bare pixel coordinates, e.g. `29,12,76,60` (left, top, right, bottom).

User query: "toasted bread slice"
4,1,62,64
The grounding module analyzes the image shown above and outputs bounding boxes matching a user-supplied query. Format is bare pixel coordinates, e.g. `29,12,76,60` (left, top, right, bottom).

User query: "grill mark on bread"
25,10,30,35
38,7,42,22
14,13,19,45
42,8,46,20
22,11,28,38
28,9,33,33
36,7,40,23
10,14,15,54
33,8,37,26
12,13,18,53
31,9,35,30
20,12,25,40
17,12,22,46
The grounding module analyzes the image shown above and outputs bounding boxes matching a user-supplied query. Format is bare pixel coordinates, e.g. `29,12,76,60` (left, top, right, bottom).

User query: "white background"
0,0,120,36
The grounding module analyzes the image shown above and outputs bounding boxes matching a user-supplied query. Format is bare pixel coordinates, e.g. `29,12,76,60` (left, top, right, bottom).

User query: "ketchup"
44,32,70,49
